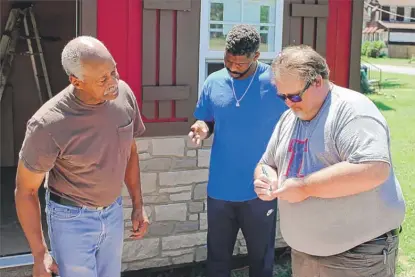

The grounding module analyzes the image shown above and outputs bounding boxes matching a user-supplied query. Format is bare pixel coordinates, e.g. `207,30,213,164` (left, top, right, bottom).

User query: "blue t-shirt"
194,62,287,201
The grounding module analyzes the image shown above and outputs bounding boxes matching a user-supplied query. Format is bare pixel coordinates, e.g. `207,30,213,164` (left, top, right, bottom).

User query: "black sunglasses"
277,80,313,103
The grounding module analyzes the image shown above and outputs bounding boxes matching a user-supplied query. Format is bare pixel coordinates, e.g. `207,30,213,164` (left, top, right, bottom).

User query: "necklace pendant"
236,102,240,107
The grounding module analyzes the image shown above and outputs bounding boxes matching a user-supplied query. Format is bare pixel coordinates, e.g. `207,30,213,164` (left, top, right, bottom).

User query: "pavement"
362,63,415,75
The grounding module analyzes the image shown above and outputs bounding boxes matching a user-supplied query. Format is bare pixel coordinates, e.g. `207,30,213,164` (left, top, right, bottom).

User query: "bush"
361,41,371,56
361,40,386,58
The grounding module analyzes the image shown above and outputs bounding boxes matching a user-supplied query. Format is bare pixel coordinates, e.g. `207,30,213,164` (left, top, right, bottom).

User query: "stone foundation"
121,136,287,272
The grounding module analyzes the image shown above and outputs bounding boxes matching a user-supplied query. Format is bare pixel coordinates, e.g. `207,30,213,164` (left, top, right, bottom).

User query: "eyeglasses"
277,80,312,103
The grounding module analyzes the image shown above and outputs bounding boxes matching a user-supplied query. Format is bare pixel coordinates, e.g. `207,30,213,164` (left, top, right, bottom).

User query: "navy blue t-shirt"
194,62,287,201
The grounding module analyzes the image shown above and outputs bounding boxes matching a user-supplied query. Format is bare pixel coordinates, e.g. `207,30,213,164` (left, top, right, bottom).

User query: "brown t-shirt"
19,80,145,207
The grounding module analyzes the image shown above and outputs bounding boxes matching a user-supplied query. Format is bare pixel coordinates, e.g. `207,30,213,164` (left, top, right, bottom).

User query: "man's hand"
188,121,209,146
254,174,278,201
130,207,149,239
33,252,59,277
273,178,309,203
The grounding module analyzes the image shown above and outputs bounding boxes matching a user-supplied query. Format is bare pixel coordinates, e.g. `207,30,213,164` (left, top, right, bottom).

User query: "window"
396,7,405,22
198,0,284,94
381,6,390,21
411,8,415,23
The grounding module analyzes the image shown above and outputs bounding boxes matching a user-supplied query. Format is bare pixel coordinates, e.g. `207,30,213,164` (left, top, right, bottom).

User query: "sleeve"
18,119,60,173
194,81,214,122
132,96,146,138
335,116,390,164
259,120,282,169
122,80,146,137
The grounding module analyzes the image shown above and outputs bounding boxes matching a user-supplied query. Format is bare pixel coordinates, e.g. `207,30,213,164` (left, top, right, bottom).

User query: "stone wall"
121,136,287,272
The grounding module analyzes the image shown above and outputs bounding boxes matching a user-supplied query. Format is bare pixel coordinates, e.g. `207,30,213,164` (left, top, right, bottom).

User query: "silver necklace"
231,62,258,107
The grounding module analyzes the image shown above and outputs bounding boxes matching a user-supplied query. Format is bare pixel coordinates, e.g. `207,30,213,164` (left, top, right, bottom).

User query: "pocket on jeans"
50,203,83,220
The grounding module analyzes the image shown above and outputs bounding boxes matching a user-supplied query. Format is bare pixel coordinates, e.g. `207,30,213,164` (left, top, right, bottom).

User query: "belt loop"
45,189,50,202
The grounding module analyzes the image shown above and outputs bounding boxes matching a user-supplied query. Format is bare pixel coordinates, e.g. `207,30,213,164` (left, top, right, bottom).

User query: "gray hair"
271,45,330,84
61,36,113,80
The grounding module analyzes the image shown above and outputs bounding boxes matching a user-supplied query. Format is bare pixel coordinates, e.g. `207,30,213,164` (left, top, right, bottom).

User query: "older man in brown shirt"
15,36,148,277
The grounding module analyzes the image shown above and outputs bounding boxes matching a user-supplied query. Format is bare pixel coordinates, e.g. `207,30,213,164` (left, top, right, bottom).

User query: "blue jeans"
45,191,124,277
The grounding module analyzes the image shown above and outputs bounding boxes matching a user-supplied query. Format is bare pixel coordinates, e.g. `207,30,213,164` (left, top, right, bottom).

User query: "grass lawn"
361,56,415,68
371,72,415,277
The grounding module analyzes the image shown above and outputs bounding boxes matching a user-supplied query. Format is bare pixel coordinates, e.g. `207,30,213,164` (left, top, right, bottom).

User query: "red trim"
326,0,352,88
326,0,338,84
155,9,160,119
97,0,143,104
171,10,177,118
97,0,128,79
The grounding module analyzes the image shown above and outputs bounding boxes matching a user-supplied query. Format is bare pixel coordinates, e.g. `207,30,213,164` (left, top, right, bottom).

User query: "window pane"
260,6,270,23
243,0,276,24
381,6,390,21
210,0,242,23
209,23,232,51
210,2,224,21
396,7,405,22
259,26,275,52
207,62,225,77
208,0,277,53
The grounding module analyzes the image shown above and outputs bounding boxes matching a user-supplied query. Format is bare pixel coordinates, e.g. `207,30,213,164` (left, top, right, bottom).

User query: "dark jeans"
292,231,400,277
206,197,278,277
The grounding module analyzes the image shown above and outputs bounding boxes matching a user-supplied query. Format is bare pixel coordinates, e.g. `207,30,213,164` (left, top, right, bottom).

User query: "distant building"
363,0,415,58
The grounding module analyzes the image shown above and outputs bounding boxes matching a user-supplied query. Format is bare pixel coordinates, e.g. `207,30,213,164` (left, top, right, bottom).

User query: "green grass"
362,56,415,67
370,72,415,277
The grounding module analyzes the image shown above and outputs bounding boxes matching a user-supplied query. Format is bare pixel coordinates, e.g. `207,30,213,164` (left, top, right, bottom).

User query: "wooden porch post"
349,0,364,91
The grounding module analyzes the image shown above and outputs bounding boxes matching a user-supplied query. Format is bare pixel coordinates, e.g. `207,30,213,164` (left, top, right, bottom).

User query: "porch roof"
378,21,415,30
363,26,382,34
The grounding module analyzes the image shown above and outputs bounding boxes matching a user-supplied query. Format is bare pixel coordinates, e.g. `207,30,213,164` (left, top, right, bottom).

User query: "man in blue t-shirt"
188,25,287,277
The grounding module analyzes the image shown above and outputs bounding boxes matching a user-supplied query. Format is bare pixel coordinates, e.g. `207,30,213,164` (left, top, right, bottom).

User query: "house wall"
389,32,415,43
388,44,415,58
119,136,286,270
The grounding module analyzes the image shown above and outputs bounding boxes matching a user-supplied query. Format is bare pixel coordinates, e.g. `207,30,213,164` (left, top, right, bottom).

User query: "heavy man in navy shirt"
188,25,287,277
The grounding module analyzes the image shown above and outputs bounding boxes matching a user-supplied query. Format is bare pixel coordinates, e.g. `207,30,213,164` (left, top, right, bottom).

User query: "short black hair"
225,24,260,57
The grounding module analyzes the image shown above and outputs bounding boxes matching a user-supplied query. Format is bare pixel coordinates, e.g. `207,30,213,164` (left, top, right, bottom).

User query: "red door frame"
96,0,353,106
96,0,143,105
326,0,353,88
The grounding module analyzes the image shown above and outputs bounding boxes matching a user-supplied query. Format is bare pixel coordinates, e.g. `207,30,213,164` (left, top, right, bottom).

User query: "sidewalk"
363,63,415,75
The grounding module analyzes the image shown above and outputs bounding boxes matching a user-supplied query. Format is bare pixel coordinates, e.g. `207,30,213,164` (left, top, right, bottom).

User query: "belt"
375,226,402,240
49,192,107,210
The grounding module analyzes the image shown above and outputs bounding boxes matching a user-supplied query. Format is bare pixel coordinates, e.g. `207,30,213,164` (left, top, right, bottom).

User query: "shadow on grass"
372,100,395,111
380,79,411,90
